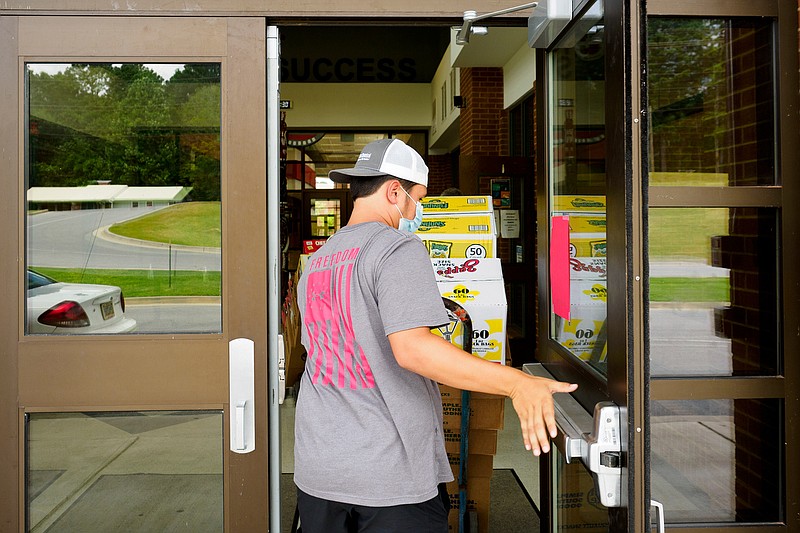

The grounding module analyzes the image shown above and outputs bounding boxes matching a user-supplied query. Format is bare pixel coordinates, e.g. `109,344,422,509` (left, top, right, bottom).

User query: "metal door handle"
523,363,624,508
229,338,255,453
651,500,665,533
234,400,247,450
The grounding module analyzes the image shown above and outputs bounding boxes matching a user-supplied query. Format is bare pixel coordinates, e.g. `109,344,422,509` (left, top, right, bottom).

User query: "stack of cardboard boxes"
552,196,608,362
419,196,508,532
440,384,505,532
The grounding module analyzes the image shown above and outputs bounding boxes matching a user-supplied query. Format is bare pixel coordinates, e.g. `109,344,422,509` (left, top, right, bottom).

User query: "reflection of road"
125,302,221,333
650,305,731,376
650,261,729,277
27,208,220,271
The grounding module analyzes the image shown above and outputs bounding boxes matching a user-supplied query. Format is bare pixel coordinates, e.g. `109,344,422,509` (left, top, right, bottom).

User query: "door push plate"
583,401,622,507
229,338,255,454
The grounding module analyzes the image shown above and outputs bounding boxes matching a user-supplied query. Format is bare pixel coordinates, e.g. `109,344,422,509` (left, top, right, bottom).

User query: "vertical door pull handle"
651,500,665,533
229,338,255,453
235,400,247,451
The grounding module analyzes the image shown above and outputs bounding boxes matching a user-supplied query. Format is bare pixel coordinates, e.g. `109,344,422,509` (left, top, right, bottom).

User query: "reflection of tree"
28,63,221,200
648,18,773,183
648,19,727,174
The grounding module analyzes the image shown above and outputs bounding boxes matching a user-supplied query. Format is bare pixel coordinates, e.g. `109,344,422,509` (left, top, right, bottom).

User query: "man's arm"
388,326,578,457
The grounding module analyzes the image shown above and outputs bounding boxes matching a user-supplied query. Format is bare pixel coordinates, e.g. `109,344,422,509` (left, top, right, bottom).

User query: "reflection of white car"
27,270,137,334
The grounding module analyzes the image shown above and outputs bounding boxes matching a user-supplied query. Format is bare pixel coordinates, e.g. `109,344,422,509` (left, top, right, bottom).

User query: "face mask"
395,187,424,233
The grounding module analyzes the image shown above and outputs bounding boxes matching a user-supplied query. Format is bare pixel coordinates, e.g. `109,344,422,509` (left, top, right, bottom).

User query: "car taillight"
38,301,91,328
120,293,126,312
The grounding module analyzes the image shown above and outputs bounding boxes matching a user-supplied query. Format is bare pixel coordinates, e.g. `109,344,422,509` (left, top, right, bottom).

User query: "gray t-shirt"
294,221,453,506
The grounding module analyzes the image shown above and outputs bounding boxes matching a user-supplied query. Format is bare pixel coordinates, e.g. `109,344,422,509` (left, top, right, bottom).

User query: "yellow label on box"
423,237,495,259
553,195,607,213
421,196,492,213
568,215,606,233
569,234,606,257
417,213,494,235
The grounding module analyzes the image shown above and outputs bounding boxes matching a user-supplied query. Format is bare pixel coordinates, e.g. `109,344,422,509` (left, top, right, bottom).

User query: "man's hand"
508,375,578,456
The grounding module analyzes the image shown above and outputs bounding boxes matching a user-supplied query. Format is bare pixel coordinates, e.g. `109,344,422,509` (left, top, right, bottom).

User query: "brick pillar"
459,67,505,156
458,67,508,255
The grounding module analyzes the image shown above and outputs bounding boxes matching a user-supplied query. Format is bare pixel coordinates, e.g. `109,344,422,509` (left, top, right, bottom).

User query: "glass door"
0,16,270,531
536,0,800,531
645,1,799,531
535,0,644,530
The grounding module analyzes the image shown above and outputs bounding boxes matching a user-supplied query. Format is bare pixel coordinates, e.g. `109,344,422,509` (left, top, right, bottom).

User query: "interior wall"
280,83,432,129
504,44,536,108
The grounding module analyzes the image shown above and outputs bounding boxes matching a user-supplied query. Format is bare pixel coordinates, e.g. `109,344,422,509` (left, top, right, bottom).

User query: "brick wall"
459,67,505,156
426,154,453,195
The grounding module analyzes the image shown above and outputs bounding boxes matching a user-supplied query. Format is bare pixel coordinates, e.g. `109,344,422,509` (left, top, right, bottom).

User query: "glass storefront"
647,14,785,526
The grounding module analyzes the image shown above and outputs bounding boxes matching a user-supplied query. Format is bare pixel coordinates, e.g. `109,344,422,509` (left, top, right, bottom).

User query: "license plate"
100,300,115,320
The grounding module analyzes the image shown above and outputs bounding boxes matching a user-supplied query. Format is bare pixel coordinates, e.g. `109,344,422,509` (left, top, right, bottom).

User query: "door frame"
0,16,270,532
535,0,642,529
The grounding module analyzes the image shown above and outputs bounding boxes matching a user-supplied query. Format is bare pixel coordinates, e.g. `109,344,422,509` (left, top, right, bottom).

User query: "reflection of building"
27,185,192,211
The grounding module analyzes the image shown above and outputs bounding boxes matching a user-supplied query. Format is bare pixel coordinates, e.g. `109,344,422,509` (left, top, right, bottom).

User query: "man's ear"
385,179,402,205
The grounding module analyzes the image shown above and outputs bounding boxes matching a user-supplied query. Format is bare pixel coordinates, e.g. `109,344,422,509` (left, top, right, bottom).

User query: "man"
295,138,576,532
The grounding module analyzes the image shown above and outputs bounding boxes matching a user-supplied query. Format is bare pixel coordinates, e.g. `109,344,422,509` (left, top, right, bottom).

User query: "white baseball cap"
329,138,428,187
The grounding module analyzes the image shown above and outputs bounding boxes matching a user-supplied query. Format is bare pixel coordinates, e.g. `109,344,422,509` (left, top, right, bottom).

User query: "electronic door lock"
582,401,622,507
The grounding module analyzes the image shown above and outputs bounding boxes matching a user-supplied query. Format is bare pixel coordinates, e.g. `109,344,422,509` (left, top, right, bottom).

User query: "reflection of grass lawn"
32,267,220,298
109,202,221,248
650,277,729,302
649,208,728,260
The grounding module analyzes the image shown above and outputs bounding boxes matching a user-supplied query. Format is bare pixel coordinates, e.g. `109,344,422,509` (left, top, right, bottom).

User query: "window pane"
548,1,608,375
26,411,223,531
26,63,221,335
651,399,781,523
648,208,779,377
648,18,775,186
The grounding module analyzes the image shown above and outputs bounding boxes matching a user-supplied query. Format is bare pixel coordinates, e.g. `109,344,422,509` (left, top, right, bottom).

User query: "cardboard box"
557,459,609,531
443,428,498,456
569,233,607,258
552,195,607,213
569,257,607,280
447,453,494,480
423,237,496,259
431,258,507,364
417,212,495,236
417,208,497,259
439,385,504,432
567,214,606,234
439,384,504,430
554,280,607,361
446,476,491,533
281,262,308,387
421,195,492,214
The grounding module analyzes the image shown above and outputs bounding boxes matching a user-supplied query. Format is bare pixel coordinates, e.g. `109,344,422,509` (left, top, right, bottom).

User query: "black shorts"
296,483,450,533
